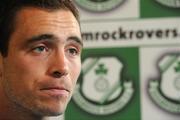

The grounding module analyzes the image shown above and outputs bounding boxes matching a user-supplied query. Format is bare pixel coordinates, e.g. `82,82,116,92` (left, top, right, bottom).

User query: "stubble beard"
3,79,69,118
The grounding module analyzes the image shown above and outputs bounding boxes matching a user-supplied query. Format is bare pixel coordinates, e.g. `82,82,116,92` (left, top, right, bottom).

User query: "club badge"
73,56,134,115
149,54,180,113
74,0,125,12
155,0,180,8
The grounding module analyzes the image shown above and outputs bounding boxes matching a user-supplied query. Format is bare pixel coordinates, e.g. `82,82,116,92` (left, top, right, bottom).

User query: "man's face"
0,7,82,116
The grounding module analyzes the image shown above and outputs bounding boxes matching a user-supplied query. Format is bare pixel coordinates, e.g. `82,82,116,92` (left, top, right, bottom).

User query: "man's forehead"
13,6,80,34
15,6,77,23
9,6,82,46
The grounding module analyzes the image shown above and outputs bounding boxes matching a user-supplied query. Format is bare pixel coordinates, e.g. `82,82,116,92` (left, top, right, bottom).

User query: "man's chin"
35,98,69,116
30,104,66,117
40,107,65,116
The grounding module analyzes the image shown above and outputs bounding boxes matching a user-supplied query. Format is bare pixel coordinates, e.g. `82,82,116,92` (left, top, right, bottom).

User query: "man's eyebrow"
67,36,83,47
25,34,83,47
25,34,57,44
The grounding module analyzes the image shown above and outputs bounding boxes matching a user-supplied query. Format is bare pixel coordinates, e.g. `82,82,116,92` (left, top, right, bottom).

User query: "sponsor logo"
73,56,134,115
155,0,180,8
74,0,125,12
149,54,180,113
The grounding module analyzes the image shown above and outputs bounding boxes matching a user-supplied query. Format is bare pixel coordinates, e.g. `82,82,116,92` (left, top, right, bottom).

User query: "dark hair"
0,0,80,57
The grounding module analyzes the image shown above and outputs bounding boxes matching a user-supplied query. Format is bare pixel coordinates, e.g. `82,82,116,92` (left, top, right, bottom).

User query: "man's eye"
33,46,47,53
68,48,78,56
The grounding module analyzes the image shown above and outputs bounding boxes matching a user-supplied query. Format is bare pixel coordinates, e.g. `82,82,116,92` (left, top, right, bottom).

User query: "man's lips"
40,86,70,97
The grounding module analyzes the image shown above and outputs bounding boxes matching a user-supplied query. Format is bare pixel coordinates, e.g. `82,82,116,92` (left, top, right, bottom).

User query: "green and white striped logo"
149,54,180,113
156,0,180,8
72,57,134,115
74,0,125,12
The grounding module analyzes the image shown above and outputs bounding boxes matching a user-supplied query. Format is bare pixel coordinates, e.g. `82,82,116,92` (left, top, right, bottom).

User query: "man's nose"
49,50,68,78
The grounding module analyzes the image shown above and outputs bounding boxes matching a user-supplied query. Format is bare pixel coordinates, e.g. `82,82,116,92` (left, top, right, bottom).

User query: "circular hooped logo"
149,54,180,113
155,0,180,8
72,56,134,115
74,0,125,12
